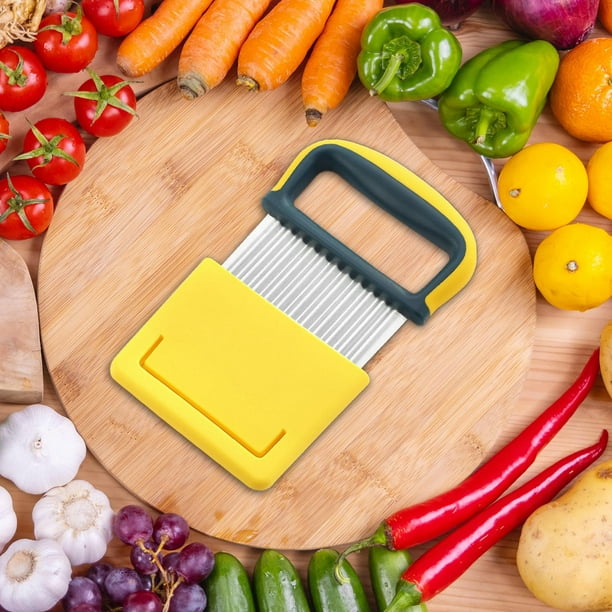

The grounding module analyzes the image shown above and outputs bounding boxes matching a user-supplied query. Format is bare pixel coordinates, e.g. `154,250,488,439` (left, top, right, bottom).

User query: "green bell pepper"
437,39,560,158
357,3,462,102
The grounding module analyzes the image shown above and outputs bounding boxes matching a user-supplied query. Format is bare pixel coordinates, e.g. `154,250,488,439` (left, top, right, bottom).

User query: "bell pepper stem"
474,106,496,145
370,37,421,97
371,52,403,96
384,580,422,611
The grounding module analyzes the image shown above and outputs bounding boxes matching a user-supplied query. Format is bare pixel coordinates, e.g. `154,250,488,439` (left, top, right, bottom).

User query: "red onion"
491,0,599,49
392,0,486,29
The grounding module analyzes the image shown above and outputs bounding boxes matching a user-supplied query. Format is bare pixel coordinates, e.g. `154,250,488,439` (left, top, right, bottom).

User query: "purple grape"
71,606,102,612
131,542,159,574
168,582,207,612
62,576,102,610
113,505,154,545
176,542,215,583
104,567,144,603
153,513,190,550
86,562,113,592
162,551,180,574
140,572,153,591
123,590,163,612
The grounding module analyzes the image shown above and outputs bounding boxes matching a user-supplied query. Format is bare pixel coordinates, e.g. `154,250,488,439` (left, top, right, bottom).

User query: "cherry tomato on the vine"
34,7,99,73
0,174,54,240
82,0,145,37
68,71,137,137
0,46,47,112
0,113,9,154
15,117,87,185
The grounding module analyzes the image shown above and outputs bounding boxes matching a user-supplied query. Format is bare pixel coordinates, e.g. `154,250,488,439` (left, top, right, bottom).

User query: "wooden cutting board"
0,239,43,403
37,74,536,550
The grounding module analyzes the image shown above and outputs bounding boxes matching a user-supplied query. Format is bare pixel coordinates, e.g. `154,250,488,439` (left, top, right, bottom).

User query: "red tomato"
34,9,99,73
72,72,137,137
0,112,9,154
0,46,47,112
17,117,86,185
82,0,145,37
0,174,54,240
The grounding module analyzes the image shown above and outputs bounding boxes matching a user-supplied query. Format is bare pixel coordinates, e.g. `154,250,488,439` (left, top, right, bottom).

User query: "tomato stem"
0,174,49,235
38,4,86,44
64,68,138,124
13,121,80,169
0,50,28,87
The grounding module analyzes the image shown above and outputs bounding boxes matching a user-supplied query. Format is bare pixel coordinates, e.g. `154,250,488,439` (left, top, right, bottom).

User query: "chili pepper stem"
474,106,495,145
334,523,388,582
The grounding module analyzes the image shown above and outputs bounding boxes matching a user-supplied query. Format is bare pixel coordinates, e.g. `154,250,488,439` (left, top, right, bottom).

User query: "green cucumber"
202,551,256,612
308,548,371,612
368,547,428,612
253,549,311,612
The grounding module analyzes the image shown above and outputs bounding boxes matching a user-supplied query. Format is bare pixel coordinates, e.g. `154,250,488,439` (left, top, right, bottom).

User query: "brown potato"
517,460,612,611
600,321,612,399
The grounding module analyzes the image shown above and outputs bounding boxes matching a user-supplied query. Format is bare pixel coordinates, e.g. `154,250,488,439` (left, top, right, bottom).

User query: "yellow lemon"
497,143,588,231
587,141,612,220
533,223,612,311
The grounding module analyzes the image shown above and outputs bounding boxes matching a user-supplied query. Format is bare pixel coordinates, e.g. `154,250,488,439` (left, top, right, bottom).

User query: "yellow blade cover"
110,258,369,490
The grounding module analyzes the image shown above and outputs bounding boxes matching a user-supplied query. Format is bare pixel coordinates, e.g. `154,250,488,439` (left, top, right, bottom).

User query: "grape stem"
137,537,183,611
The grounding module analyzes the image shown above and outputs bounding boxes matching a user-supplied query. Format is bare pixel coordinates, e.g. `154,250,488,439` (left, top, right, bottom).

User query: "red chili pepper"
383,429,608,610
338,348,599,562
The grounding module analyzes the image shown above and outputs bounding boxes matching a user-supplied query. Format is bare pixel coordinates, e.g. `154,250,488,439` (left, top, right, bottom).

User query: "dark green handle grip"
262,139,477,324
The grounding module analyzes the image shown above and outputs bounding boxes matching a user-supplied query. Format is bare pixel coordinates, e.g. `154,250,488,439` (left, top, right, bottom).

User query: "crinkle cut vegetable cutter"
110,139,477,490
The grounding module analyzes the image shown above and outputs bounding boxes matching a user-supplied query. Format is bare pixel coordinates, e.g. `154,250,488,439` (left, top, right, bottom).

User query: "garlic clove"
0,538,72,612
32,479,114,565
0,487,16,553
0,403,87,494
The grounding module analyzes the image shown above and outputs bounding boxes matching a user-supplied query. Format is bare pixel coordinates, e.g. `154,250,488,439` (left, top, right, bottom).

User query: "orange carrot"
302,0,383,126
177,0,273,99
116,0,215,78
237,0,336,92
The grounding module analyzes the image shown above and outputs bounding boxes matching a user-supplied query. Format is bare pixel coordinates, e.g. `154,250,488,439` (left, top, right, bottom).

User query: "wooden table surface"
2,3,612,611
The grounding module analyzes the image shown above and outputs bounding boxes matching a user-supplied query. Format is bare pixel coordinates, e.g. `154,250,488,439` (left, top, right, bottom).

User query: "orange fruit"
533,223,612,311
587,141,612,220
549,38,612,142
497,142,588,231
600,0,612,34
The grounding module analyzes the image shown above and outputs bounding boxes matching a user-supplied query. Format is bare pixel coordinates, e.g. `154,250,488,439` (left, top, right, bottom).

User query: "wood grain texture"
0,239,43,403
1,4,612,612
37,71,535,549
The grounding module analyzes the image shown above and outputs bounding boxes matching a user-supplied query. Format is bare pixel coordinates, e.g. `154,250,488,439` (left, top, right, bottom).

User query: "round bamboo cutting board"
37,73,536,550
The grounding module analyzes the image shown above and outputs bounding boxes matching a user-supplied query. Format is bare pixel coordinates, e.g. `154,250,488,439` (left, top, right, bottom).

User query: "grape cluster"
62,505,214,612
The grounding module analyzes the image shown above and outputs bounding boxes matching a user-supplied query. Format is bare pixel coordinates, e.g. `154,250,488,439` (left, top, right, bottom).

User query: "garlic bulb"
44,0,74,15
0,0,46,48
33,479,114,565
0,403,87,494
0,538,71,612
0,486,16,553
